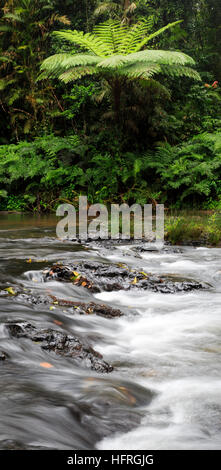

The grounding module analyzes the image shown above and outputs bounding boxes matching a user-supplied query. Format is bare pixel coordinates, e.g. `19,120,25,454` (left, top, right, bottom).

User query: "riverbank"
1,210,221,246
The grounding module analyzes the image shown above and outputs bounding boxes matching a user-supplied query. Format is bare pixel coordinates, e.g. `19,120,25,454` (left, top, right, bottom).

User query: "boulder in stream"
6,322,113,373
44,261,205,294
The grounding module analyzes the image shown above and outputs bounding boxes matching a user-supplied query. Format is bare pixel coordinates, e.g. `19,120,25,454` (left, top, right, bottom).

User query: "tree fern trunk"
113,78,121,124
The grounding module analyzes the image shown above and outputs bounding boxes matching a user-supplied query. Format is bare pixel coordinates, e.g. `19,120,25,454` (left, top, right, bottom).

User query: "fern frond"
93,21,128,54
121,62,162,79
97,54,128,68
125,50,196,66
40,53,101,78
59,66,98,82
134,20,182,52
53,30,108,56
160,64,201,80
119,18,154,54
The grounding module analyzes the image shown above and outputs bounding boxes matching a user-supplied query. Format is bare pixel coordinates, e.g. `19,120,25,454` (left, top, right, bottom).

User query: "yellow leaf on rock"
5,287,16,295
72,271,79,277
140,271,148,277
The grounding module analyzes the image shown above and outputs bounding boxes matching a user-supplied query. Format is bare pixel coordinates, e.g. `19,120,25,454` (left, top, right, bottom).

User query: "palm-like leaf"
41,19,201,83
53,30,109,56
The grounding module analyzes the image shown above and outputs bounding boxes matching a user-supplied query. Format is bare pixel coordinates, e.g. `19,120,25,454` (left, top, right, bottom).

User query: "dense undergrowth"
0,128,221,212
0,1,221,247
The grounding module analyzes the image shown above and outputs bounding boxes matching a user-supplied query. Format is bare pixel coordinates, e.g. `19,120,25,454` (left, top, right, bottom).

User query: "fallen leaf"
131,277,137,285
53,320,63,326
5,287,16,296
71,275,81,282
140,271,148,277
40,362,53,369
81,281,87,287
26,258,32,263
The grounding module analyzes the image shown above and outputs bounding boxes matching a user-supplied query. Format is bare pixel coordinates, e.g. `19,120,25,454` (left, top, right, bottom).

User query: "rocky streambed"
0,215,221,450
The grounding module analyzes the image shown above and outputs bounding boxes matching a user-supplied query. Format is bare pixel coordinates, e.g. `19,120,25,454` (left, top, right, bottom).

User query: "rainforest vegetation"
0,0,221,213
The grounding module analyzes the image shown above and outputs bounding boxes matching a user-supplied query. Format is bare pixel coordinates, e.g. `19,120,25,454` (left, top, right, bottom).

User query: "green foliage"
0,0,221,217
0,134,87,210
40,19,200,84
165,216,204,244
0,195,27,211
142,132,221,206
39,18,200,141
0,0,71,140
165,212,221,246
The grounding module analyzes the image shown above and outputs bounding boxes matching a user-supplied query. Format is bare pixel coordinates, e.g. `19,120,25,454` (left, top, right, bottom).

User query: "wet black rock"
6,323,113,373
132,245,182,254
49,296,123,318
14,289,123,318
17,293,50,305
0,351,7,361
44,261,205,294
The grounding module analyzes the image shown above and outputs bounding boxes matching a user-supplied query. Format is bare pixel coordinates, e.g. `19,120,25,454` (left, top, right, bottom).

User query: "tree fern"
41,19,200,81
40,19,201,122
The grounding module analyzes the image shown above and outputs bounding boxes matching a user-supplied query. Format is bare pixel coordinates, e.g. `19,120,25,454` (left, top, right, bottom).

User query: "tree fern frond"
93,21,128,54
59,66,98,82
119,18,154,54
160,64,201,80
53,30,108,56
39,53,101,78
134,20,182,52
98,54,128,68
121,62,162,79
125,50,196,66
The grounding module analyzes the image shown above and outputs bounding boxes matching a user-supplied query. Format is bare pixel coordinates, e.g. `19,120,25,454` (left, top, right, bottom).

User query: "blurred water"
0,213,221,450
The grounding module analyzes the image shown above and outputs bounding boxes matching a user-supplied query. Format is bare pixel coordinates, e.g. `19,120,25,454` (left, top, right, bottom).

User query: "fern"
143,132,221,201
40,19,200,85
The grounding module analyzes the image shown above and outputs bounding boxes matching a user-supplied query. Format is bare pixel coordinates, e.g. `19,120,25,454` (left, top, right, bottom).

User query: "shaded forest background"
0,0,221,211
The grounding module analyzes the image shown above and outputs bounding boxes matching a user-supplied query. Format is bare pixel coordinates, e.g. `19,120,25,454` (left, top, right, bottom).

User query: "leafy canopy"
40,19,201,83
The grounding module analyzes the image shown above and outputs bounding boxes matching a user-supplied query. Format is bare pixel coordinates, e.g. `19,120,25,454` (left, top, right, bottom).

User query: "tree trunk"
113,79,121,124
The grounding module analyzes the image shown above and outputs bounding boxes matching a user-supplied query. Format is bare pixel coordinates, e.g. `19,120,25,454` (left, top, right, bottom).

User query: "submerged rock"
14,291,123,318
44,261,205,294
49,296,123,318
6,322,113,373
0,351,7,361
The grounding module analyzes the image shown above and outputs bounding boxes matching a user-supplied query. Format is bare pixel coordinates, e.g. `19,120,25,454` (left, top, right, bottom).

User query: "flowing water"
0,213,221,450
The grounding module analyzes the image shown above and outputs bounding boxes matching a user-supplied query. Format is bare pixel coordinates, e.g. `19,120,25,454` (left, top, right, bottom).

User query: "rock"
13,290,123,318
44,261,205,294
6,323,113,373
49,296,123,318
0,351,7,361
